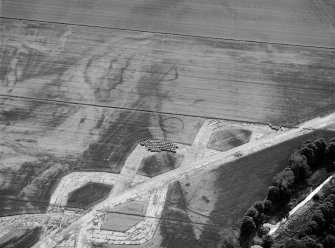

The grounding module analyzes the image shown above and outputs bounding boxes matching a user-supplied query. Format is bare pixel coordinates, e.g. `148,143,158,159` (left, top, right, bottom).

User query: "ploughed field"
1,1,335,246
2,0,335,47
1,19,335,126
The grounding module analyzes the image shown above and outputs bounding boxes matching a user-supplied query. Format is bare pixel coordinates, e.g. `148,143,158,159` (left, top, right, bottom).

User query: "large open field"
0,98,203,215
1,0,335,47
1,19,335,126
1,0,335,247
1,17,334,217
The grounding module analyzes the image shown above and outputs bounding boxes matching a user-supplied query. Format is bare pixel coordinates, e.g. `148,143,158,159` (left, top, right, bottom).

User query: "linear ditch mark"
1,16,335,51
104,210,219,228
0,94,299,128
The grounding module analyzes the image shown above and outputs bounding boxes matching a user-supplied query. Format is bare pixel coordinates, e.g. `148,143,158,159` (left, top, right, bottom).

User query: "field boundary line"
104,210,218,227
1,16,335,51
0,94,295,128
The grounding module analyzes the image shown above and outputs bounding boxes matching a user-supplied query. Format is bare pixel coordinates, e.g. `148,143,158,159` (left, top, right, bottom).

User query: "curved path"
89,185,168,246
50,172,118,207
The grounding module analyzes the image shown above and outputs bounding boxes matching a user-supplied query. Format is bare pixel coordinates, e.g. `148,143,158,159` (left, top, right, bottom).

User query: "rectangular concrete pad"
101,212,144,232
113,201,148,216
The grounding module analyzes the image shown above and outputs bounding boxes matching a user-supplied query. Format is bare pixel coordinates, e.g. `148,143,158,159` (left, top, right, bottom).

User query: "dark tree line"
239,137,335,247
239,200,269,246
267,138,335,206
272,182,335,248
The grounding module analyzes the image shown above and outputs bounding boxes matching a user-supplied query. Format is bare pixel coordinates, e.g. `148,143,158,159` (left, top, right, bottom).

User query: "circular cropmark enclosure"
161,117,184,133
67,182,113,209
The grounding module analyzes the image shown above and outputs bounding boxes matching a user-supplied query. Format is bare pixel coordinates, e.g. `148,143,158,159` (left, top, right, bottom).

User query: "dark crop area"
67,183,112,209
208,129,252,152
137,152,184,177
